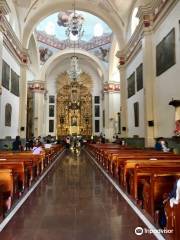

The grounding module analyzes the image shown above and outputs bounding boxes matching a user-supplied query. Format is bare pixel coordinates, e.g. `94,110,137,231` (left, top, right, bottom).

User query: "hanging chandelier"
67,55,82,81
65,0,84,41
66,0,83,81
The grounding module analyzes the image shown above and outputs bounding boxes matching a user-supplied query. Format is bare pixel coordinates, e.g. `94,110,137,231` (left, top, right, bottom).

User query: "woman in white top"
32,141,43,154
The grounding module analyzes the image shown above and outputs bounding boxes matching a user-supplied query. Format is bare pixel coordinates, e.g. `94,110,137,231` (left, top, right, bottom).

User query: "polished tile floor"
0,150,157,240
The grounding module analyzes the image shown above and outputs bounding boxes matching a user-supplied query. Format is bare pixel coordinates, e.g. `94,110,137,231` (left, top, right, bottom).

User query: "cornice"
152,0,179,30
0,0,10,15
0,1,29,65
28,80,46,93
104,82,120,93
116,21,144,67
116,0,179,68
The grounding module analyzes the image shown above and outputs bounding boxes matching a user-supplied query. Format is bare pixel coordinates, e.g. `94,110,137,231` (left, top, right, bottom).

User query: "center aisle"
0,150,156,240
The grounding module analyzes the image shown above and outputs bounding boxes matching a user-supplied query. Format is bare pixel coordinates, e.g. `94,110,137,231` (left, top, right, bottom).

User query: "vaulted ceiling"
11,0,138,48
13,0,135,25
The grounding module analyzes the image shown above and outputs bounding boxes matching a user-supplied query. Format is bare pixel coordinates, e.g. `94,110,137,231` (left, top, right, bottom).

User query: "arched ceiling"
45,50,105,96
13,0,135,25
41,48,108,83
12,0,137,48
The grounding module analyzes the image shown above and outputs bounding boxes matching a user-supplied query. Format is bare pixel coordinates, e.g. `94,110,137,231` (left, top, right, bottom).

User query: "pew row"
0,144,64,220
86,143,180,240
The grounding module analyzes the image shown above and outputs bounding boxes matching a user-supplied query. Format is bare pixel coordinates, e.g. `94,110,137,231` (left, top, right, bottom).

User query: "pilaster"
142,22,156,147
103,82,120,141
28,81,46,137
18,65,28,139
116,52,127,138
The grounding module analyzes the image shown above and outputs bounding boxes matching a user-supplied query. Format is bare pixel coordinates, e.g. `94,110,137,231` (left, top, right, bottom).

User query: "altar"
56,73,92,138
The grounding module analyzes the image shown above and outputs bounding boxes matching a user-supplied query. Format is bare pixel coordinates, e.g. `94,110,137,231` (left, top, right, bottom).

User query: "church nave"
0,150,156,240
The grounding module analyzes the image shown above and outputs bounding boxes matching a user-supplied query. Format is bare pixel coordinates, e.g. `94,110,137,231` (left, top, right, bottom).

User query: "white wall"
27,69,35,82
126,50,145,137
127,89,144,137
0,47,20,139
154,1,180,137
0,87,19,138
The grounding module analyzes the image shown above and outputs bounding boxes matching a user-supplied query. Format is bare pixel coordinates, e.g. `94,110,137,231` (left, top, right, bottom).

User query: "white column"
142,30,156,147
31,81,46,138
18,65,28,139
104,91,110,138
118,64,128,138
104,91,115,141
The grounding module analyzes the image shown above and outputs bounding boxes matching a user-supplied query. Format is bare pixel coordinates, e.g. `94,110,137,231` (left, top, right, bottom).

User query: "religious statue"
71,116,77,126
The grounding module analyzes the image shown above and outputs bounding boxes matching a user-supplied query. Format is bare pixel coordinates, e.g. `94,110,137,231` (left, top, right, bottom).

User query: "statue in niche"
5,103,12,127
71,116,77,126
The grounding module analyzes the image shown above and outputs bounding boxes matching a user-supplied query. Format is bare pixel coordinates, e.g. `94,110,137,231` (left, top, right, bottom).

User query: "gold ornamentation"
56,72,92,137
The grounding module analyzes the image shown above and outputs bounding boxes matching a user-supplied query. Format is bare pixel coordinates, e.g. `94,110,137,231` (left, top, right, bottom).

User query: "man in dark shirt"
12,136,22,151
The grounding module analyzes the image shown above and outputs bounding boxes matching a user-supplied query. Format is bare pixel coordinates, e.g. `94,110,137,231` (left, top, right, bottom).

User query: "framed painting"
11,69,19,96
156,28,176,76
127,72,135,98
2,60,10,90
136,63,143,91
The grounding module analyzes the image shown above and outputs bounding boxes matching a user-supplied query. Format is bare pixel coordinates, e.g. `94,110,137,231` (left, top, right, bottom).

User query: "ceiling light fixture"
66,0,84,41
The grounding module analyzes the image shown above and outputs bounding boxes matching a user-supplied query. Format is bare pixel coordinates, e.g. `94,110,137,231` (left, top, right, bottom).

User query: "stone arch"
28,34,40,78
39,48,108,83
22,1,125,49
108,35,120,82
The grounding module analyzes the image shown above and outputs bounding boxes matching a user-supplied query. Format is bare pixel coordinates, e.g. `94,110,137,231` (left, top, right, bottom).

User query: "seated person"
12,136,22,151
32,141,43,154
155,137,170,152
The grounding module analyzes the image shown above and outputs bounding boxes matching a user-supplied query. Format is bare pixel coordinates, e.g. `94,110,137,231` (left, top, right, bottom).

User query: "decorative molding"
116,0,178,68
0,1,29,65
36,30,112,51
104,82,120,92
0,0,10,15
28,80,46,93
116,21,144,67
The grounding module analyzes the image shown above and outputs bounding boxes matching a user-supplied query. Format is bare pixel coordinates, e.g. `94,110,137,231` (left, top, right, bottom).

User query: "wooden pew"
0,144,63,183
129,164,180,215
87,143,180,234
0,184,3,220
0,144,63,219
115,156,180,187
0,160,29,195
0,169,18,218
0,153,44,177
110,152,180,176
87,144,123,162
165,201,180,240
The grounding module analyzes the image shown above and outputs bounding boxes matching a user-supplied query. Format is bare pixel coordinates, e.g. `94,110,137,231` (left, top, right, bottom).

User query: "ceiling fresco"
36,11,112,64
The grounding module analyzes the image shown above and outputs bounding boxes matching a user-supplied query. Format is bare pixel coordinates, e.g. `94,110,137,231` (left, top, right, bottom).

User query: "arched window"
5,103,12,127
131,7,139,35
